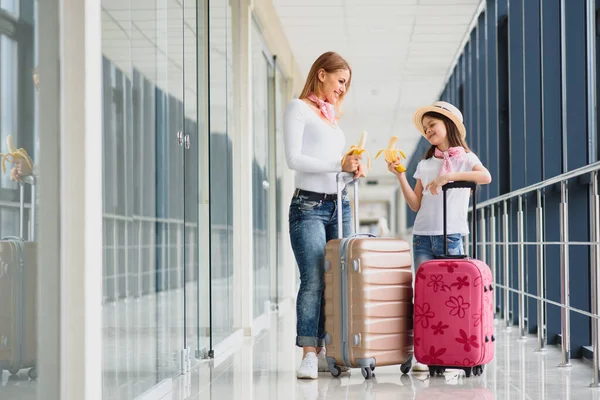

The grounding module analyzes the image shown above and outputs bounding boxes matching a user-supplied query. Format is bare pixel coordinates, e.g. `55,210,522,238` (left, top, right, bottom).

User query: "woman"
283,51,363,379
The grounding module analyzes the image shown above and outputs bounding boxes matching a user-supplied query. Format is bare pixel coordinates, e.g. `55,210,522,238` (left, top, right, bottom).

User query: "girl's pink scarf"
435,146,466,176
307,93,336,124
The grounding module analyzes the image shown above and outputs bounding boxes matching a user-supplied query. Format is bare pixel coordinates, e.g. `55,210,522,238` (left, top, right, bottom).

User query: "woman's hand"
354,163,366,179
425,174,450,195
10,158,33,182
341,154,361,173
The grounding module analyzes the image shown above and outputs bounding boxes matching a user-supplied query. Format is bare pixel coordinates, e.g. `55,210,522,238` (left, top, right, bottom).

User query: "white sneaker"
412,362,429,372
297,352,319,379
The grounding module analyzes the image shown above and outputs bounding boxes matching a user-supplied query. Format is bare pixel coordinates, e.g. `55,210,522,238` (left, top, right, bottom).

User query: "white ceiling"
272,0,483,178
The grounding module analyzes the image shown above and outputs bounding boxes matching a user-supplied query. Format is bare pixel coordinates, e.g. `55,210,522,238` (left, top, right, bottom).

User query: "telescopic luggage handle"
19,175,36,241
336,172,360,239
442,181,478,258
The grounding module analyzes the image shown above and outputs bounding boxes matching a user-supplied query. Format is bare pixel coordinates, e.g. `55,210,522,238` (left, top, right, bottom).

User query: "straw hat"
412,101,466,139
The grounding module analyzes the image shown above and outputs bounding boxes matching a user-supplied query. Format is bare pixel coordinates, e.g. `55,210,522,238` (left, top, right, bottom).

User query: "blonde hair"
299,51,352,118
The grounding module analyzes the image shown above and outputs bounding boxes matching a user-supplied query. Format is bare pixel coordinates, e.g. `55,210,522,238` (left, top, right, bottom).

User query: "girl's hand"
387,161,404,177
425,174,450,195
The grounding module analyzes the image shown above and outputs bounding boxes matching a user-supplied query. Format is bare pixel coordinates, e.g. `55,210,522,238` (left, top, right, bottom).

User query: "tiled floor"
171,314,600,400
5,310,600,399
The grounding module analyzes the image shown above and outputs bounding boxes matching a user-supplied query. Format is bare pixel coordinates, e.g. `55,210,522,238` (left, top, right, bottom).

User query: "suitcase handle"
19,175,36,241
442,181,478,259
348,233,375,239
336,172,359,239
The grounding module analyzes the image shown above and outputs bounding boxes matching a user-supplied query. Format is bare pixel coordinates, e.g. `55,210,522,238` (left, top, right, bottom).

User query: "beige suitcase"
323,173,414,379
0,179,37,379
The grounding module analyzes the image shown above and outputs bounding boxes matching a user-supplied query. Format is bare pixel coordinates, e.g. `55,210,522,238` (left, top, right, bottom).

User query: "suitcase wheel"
330,365,342,378
472,365,484,377
428,366,445,377
361,367,374,379
8,368,19,376
28,367,38,380
400,361,412,375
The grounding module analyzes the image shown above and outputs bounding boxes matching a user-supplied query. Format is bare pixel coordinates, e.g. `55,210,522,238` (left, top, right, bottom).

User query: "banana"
341,130,371,177
375,136,407,173
0,135,33,174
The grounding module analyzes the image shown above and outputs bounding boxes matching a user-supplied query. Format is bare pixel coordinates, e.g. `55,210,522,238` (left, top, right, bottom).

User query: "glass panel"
0,0,38,396
183,0,210,359
0,0,19,18
0,36,18,191
101,0,185,397
209,0,234,345
267,62,277,307
251,23,272,318
274,68,288,300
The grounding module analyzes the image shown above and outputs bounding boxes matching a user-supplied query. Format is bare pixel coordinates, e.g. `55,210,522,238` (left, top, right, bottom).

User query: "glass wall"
0,0,41,398
251,20,275,319
100,0,208,398
186,0,210,363
274,63,289,300
209,0,235,346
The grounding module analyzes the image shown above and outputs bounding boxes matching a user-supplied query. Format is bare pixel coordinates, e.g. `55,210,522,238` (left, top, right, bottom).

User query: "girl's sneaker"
412,362,429,372
297,352,318,379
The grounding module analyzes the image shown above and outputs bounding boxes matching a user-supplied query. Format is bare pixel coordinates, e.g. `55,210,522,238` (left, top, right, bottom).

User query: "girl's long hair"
299,51,352,119
422,111,471,159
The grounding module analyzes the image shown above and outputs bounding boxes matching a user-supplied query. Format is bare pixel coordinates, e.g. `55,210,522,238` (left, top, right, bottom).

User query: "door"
100,0,188,395
154,0,186,380
183,0,211,361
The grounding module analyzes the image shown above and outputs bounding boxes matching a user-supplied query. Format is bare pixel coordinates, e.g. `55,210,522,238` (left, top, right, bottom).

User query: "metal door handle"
177,131,183,146
185,134,190,150
262,180,270,190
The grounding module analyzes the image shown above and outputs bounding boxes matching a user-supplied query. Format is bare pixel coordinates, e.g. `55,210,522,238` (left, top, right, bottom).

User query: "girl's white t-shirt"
412,151,482,236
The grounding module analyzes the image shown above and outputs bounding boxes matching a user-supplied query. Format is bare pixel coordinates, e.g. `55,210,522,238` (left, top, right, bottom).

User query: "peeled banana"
341,130,371,177
375,136,407,173
0,135,33,174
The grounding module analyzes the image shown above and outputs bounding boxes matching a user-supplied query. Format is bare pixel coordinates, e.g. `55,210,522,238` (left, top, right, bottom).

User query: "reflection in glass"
0,0,39,397
1,0,19,18
251,22,273,319
100,0,204,397
1,36,18,190
209,0,234,345
184,0,209,360
274,68,288,300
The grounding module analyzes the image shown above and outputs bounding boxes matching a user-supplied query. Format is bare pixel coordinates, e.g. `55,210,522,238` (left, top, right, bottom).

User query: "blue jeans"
412,234,464,270
289,190,352,348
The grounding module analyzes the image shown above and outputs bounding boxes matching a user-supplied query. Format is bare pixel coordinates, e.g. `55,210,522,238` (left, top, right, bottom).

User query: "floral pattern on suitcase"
414,258,495,371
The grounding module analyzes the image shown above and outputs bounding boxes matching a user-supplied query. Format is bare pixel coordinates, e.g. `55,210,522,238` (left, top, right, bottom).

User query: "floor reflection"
0,370,36,400
172,309,600,400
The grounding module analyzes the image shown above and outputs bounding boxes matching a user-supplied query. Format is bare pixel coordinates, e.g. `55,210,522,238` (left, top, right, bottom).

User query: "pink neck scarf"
435,146,466,176
307,93,336,124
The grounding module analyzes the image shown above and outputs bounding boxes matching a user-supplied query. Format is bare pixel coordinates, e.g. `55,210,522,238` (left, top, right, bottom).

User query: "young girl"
387,101,492,370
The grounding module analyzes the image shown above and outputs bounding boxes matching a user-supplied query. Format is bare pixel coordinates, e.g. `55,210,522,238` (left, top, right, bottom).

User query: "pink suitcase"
413,181,495,377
